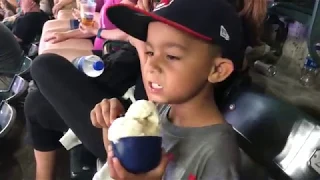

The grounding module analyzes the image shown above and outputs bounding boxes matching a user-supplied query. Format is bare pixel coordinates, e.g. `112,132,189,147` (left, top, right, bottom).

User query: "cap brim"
107,4,211,42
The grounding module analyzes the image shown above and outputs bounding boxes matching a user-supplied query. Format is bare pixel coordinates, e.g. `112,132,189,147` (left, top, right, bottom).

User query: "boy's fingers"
100,99,111,126
109,98,124,124
113,158,132,179
151,150,170,175
95,104,108,128
90,109,101,128
108,154,117,178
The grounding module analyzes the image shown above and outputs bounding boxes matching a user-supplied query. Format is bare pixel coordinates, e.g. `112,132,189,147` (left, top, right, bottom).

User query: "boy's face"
142,22,234,104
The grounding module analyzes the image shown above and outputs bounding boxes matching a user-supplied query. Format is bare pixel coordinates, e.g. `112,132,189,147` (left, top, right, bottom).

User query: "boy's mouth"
149,82,163,91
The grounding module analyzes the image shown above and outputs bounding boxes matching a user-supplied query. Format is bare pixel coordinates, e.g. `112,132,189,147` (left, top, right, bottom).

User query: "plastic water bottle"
73,55,104,77
300,54,319,87
254,60,277,77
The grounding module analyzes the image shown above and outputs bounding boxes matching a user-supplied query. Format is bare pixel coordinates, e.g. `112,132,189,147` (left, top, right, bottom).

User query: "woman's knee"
42,19,70,32
30,53,70,80
24,90,50,126
24,90,68,131
41,48,93,61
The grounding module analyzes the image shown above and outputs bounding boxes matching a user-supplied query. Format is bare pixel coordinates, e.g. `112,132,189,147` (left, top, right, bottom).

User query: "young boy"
104,0,244,179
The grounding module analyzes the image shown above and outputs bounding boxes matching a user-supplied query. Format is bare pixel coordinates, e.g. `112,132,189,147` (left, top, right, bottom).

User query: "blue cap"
305,56,318,69
93,61,104,71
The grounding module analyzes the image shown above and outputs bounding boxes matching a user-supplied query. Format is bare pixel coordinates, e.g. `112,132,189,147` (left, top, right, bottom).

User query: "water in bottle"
300,54,319,87
73,55,104,77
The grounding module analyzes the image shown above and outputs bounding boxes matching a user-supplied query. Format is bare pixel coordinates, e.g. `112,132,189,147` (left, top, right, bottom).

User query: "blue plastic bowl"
111,136,162,174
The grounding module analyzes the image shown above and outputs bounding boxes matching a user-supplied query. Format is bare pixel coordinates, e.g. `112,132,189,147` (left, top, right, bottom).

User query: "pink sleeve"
95,0,104,12
93,0,122,50
99,0,122,29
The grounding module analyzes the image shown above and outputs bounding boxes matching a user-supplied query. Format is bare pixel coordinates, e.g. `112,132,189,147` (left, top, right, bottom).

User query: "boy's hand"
52,2,64,16
107,145,169,180
90,98,125,128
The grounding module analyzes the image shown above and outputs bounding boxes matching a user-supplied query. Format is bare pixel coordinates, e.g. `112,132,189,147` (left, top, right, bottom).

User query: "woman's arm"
63,28,95,39
93,12,100,23
97,28,129,41
57,0,73,7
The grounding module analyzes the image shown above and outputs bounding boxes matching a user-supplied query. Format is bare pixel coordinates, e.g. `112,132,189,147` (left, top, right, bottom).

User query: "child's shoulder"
198,123,239,157
194,126,240,179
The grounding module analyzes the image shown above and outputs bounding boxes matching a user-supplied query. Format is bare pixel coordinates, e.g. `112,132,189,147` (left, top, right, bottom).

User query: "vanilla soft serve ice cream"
108,100,160,143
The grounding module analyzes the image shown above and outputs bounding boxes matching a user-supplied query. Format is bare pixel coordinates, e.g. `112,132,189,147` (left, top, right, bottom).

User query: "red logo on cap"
161,0,170,5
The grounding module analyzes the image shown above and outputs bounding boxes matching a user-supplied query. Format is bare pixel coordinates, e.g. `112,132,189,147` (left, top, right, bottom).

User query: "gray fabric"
158,105,240,180
0,23,23,72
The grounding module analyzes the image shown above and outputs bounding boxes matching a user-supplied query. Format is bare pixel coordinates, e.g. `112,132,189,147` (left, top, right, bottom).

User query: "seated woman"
0,23,23,72
40,0,136,60
24,0,266,179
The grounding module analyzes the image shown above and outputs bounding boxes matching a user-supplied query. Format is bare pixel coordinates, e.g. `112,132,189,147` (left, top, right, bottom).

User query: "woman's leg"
42,19,71,32
43,38,94,52
30,53,114,159
41,48,93,61
25,90,68,180
26,53,117,179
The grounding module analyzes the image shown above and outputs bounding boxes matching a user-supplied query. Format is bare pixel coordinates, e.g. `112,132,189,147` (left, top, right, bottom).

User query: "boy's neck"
168,85,225,128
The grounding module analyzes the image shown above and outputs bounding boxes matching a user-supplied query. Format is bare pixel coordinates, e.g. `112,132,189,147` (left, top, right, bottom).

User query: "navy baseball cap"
107,0,245,69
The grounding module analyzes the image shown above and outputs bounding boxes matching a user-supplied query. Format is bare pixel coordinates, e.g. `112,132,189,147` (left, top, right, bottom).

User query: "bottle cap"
305,56,318,69
93,61,104,71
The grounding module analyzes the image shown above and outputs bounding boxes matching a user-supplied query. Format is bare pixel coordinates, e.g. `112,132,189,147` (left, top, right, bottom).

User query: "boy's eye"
166,55,180,60
145,51,154,56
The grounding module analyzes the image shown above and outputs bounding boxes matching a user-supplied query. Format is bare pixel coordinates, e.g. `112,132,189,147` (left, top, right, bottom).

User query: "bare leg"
39,29,93,54
34,150,57,180
42,19,71,33
44,38,94,51
41,48,93,61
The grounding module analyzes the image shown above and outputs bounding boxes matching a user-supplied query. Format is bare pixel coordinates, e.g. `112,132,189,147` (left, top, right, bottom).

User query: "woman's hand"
136,0,153,11
90,98,125,128
44,32,68,43
72,8,81,20
79,21,99,36
52,2,64,16
107,145,169,180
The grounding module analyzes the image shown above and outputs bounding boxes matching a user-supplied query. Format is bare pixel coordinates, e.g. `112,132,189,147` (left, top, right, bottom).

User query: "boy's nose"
145,57,162,74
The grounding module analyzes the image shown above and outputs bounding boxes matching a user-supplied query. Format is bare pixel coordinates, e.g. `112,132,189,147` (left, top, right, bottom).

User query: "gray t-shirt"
0,23,22,72
159,105,240,180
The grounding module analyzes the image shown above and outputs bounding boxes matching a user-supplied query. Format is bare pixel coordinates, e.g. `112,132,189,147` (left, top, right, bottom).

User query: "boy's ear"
208,57,234,83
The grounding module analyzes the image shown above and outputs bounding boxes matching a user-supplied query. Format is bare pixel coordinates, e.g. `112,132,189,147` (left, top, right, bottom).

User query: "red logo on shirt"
188,174,196,180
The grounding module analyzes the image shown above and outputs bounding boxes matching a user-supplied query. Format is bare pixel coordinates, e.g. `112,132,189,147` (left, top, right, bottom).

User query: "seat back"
102,40,128,55
0,75,29,101
268,2,313,25
18,56,32,75
0,101,17,138
221,88,320,179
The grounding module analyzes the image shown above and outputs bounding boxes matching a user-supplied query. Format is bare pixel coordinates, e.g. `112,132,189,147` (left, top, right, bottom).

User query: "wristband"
97,28,105,38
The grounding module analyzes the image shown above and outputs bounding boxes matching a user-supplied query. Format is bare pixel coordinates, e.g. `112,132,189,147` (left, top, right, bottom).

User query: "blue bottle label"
305,57,318,69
